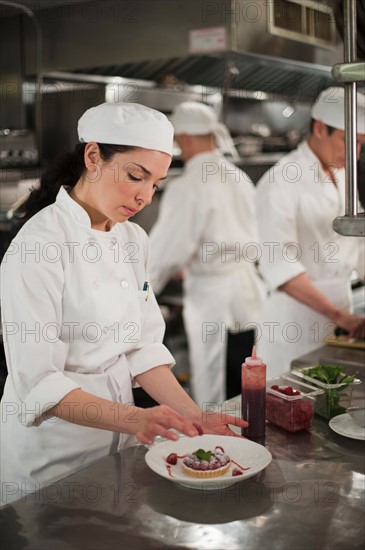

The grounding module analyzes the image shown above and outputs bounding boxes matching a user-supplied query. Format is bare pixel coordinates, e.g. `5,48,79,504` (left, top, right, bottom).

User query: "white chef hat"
77,102,174,155
170,101,219,135
311,86,365,133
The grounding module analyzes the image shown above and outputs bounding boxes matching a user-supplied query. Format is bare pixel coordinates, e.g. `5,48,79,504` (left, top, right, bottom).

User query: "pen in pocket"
143,281,150,301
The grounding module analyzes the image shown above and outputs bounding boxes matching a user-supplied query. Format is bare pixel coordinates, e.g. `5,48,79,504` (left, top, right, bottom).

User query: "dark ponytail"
15,143,135,223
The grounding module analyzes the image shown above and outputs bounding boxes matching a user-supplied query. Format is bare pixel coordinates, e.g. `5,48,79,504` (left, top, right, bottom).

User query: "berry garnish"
232,468,243,476
166,453,178,465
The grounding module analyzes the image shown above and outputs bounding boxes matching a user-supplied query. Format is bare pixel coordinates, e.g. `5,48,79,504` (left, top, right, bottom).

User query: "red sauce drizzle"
231,459,251,471
166,465,174,477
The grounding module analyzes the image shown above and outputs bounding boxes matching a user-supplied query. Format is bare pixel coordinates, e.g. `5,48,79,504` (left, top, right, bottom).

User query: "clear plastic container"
266,374,324,432
291,366,362,420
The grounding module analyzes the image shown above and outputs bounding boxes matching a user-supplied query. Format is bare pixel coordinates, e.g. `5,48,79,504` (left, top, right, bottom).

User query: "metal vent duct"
269,0,336,46
70,52,337,104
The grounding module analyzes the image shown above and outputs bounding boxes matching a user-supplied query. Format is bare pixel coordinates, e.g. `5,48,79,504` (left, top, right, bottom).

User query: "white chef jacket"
149,150,265,404
0,186,174,505
256,140,364,377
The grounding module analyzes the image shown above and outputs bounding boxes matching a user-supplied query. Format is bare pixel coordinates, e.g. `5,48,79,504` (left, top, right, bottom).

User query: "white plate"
329,413,365,441
145,434,272,490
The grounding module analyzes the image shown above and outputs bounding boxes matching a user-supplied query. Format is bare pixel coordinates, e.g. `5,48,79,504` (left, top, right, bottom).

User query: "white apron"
0,355,135,506
257,277,352,378
184,264,265,406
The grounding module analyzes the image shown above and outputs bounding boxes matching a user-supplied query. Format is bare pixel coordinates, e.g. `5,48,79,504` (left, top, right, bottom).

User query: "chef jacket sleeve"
148,179,203,294
125,230,175,382
0,235,80,427
256,173,306,291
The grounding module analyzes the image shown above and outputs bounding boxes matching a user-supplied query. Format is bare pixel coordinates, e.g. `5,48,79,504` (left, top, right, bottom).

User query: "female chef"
0,103,247,505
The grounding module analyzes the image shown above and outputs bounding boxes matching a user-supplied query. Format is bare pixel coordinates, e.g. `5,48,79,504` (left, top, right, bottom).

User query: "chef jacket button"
88,238,96,245
110,238,117,246
120,280,128,288
103,326,109,334
92,281,101,288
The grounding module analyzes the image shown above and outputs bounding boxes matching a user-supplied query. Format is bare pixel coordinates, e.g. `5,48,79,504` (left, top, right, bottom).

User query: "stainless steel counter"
1,347,364,550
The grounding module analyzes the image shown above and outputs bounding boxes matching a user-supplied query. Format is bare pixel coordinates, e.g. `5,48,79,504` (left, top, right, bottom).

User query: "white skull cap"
170,101,219,135
311,86,365,133
77,102,174,155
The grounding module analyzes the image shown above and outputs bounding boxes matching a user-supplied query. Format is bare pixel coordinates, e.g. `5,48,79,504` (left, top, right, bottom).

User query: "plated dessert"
146,434,273,490
165,445,246,478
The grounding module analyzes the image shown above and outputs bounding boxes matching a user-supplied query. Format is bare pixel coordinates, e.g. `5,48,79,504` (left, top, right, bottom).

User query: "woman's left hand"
194,411,248,438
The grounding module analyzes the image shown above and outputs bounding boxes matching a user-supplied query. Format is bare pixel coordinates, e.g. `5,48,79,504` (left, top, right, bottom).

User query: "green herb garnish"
303,364,355,385
193,449,212,461
302,364,356,419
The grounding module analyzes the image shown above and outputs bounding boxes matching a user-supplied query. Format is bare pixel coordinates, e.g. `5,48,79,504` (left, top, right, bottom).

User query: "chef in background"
149,101,265,406
0,102,247,506
256,87,365,378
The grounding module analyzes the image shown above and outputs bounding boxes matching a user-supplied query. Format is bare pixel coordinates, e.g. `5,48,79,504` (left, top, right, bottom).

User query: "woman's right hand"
135,404,200,445
333,309,365,339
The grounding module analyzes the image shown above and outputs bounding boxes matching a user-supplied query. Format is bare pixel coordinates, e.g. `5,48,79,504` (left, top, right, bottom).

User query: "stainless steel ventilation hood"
1,0,346,132
67,51,337,105
1,0,351,164
63,0,342,103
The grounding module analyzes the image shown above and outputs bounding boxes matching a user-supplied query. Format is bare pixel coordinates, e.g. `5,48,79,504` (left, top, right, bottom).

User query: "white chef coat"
0,186,174,506
256,140,364,377
149,150,265,405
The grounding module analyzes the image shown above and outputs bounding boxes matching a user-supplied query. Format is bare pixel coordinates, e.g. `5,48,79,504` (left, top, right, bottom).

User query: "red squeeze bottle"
241,346,266,438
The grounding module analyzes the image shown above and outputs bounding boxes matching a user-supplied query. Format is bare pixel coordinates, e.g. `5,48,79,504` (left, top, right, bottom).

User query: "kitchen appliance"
0,129,38,167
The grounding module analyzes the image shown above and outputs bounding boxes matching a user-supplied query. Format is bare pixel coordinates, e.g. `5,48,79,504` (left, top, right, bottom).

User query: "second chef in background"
256,87,365,378
149,102,265,406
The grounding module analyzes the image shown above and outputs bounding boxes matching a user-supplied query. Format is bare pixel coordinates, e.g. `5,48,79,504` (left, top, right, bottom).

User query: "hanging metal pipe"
343,0,358,217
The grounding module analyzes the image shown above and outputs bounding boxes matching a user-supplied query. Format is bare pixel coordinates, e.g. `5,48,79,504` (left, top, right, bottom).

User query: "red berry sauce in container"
241,346,266,438
266,375,324,433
